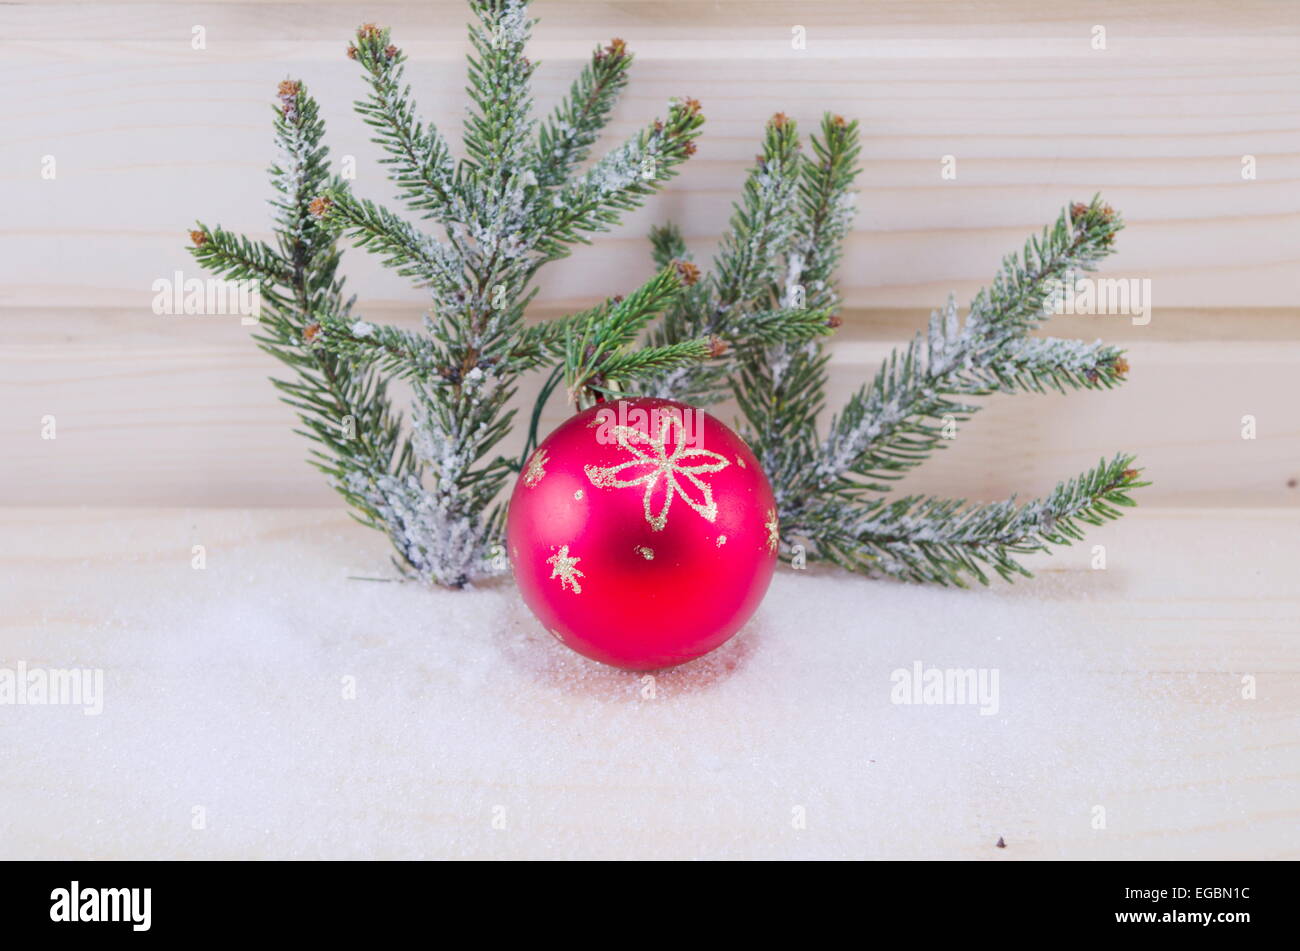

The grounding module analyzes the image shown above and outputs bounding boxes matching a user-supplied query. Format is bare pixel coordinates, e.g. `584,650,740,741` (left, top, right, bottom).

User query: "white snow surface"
0,512,1274,860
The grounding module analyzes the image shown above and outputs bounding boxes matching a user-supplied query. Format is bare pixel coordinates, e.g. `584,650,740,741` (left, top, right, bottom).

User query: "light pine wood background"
2,0,1298,507
1,0,1298,864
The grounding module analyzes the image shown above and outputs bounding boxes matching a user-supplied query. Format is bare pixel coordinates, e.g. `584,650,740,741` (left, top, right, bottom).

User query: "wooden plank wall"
2,0,1298,507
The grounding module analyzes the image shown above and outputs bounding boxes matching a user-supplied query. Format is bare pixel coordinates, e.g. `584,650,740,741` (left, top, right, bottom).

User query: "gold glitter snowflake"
546,545,584,593
522,448,549,487
764,508,780,554
584,415,730,531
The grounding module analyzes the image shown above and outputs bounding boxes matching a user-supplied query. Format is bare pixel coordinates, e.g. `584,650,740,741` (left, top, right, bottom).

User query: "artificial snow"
0,511,1281,859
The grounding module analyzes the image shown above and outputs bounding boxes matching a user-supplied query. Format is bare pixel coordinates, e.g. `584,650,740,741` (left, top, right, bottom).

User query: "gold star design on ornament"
522,448,549,487
584,414,731,532
765,508,780,554
546,545,584,593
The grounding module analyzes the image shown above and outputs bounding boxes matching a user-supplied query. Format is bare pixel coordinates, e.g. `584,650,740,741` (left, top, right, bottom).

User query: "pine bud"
708,336,728,359
1121,468,1139,482
826,314,843,329
770,112,788,129
830,114,847,129
189,230,207,247
673,260,700,286
303,322,322,343
605,38,627,59
1100,204,1119,246
1114,356,1130,375
346,44,359,60
357,23,382,41
277,79,300,118
308,196,334,219
384,44,399,60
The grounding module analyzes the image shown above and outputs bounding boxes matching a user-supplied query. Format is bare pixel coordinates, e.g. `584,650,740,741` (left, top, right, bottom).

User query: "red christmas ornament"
507,397,779,670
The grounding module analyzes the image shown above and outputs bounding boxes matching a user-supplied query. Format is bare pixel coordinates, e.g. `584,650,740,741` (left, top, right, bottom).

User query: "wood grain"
3,307,1298,507
2,0,1297,310
1,1,1297,506
2,3,1295,861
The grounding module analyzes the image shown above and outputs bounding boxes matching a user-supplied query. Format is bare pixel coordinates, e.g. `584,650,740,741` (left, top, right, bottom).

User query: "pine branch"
798,455,1148,586
189,226,290,285
791,114,862,311
811,198,1126,497
534,97,704,259
348,24,461,224
725,306,838,346
595,339,714,390
532,38,633,187
189,80,417,548
464,0,537,181
192,3,715,589
731,343,830,498
649,221,689,269
509,306,599,369
356,377,518,587
313,315,448,383
312,190,465,299
982,335,1129,395
729,113,860,490
711,113,804,318
591,261,693,346
562,261,708,403
642,115,1144,586
640,114,833,405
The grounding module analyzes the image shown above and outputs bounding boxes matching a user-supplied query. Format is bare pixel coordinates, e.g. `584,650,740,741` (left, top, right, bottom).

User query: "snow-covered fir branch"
192,0,717,587
635,112,1144,587
532,38,634,187
191,0,1145,591
641,113,838,406
189,80,419,567
811,199,1127,497
799,454,1148,586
